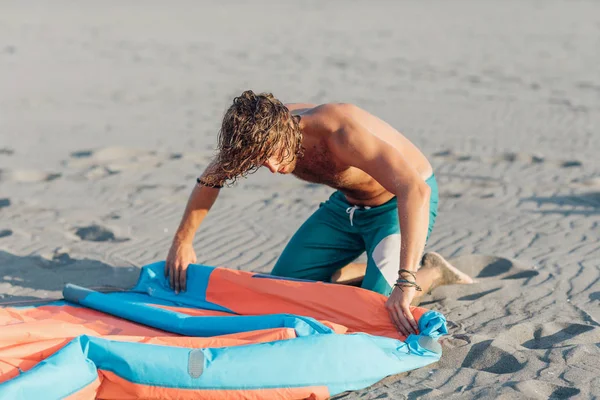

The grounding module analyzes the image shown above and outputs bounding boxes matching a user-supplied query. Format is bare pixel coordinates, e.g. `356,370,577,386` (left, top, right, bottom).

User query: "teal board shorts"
271,174,439,296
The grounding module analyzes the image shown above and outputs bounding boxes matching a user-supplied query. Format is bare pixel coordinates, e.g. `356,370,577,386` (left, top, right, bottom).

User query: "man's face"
263,154,297,174
261,121,300,175
263,145,296,174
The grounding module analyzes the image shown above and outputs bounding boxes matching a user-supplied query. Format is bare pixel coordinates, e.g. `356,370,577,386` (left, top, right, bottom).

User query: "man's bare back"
286,103,433,206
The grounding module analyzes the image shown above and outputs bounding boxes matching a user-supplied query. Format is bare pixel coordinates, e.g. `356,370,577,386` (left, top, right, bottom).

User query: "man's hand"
165,240,197,294
385,285,419,337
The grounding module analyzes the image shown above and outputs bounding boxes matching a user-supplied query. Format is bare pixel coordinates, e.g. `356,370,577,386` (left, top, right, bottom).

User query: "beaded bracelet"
394,278,423,292
398,268,417,281
196,177,224,189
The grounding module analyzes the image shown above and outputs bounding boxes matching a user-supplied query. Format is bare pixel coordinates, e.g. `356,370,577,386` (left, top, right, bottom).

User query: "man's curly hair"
206,90,303,186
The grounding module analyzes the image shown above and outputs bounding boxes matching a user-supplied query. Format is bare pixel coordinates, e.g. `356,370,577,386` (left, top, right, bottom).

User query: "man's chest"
291,147,368,190
292,146,344,185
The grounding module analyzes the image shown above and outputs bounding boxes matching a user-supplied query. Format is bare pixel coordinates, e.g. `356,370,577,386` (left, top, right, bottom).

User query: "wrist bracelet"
398,268,417,281
394,279,423,292
197,177,223,189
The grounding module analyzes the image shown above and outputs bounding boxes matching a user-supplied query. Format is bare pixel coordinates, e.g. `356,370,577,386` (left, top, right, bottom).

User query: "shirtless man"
166,90,472,336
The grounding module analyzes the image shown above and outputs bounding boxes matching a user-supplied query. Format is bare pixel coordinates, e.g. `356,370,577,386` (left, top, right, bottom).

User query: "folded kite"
0,262,447,399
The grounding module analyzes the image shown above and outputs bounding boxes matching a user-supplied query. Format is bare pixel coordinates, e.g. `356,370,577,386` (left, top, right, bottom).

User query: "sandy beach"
1,0,599,398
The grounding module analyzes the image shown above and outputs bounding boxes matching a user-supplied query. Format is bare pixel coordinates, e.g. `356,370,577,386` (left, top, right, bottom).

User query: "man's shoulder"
286,102,359,114
314,102,359,113
303,104,364,155
284,102,318,112
307,103,361,125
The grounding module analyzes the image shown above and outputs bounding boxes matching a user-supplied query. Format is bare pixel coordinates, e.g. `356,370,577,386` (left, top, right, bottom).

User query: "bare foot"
421,252,474,292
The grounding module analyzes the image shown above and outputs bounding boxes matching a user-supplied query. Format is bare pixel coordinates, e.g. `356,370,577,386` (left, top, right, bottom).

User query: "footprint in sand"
438,337,526,375
461,340,525,374
522,192,600,210
434,149,544,165
432,149,479,162
429,255,541,302
433,148,588,171
74,224,129,243
432,150,453,157
0,198,10,209
102,212,121,220
0,169,61,183
78,147,148,163
436,179,504,201
506,380,580,399
64,146,190,179
458,287,501,301
70,150,94,158
448,254,541,281
502,270,540,280
440,192,462,199
65,147,148,178
493,152,545,164
560,160,583,168
512,322,599,350
491,322,600,358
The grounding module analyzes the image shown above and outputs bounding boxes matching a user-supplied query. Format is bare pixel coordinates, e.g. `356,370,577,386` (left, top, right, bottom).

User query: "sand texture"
1,1,599,398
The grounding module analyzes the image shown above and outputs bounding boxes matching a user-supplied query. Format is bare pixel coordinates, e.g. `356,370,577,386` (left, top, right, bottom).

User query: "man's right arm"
173,183,220,245
166,172,222,293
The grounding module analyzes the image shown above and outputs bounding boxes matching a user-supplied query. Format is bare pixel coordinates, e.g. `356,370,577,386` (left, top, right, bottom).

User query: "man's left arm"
328,115,431,276
327,108,430,335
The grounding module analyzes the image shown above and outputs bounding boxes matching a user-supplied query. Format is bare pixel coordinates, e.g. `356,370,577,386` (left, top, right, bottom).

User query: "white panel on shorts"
371,233,401,287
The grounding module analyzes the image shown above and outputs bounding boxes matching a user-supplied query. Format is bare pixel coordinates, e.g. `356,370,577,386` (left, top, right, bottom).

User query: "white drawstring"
345,205,370,226
346,206,359,226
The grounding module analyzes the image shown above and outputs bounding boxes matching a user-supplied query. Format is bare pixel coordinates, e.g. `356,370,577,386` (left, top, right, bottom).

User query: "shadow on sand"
0,250,139,304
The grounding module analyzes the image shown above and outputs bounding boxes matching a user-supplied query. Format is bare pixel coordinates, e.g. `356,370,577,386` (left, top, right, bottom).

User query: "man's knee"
271,253,334,282
270,258,290,277
270,249,306,278
370,233,401,287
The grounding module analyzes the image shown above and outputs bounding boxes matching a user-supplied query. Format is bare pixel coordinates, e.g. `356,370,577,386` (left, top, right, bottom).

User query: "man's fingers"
388,307,408,337
395,304,414,336
180,265,187,293
182,265,188,292
169,264,175,290
398,314,414,337
174,266,181,294
386,307,399,333
402,305,418,334
394,314,408,337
